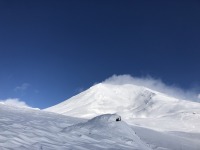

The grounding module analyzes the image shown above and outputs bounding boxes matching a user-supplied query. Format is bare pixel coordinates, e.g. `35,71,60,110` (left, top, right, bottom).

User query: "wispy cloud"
14,83,30,92
198,94,200,99
76,87,85,93
103,74,200,102
0,98,30,108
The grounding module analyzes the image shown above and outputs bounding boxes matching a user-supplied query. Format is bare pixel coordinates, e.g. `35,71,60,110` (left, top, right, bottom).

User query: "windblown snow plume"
104,74,200,101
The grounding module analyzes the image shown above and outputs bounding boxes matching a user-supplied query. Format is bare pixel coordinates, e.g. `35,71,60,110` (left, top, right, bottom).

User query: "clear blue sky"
0,0,200,108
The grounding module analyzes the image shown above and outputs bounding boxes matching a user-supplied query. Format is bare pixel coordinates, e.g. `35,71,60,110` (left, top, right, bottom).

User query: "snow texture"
0,104,151,150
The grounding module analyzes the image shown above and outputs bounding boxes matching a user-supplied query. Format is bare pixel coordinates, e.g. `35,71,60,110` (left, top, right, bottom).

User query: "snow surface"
0,104,151,150
46,83,200,120
1,83,200,150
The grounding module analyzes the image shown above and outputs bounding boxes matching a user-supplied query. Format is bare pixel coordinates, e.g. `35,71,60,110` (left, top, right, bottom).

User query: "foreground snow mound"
63,114,151,150
46,83,200,120
0,104,151,150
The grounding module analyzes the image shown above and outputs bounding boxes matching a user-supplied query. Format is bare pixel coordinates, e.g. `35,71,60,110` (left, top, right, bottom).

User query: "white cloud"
14,83,30,92
198,94,200,99
76,87,85,93
103,74,200,101
0,98,30,108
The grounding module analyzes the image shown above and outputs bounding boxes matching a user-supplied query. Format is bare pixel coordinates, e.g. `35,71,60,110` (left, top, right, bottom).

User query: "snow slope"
46,83,200,120
0,103,151,150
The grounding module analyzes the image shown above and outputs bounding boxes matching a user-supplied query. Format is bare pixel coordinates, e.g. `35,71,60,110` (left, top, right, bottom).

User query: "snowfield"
0,104,150,150
1,83,200,149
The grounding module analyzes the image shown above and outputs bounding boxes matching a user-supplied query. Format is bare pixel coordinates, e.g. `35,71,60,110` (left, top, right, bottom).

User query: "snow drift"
0,103,151,150
62,114,151,150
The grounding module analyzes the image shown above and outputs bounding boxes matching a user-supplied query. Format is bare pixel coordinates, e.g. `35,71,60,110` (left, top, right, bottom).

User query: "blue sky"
0,0,200,109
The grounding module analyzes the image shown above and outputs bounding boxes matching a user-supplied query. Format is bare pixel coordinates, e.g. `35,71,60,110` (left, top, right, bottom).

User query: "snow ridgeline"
0,103,151,150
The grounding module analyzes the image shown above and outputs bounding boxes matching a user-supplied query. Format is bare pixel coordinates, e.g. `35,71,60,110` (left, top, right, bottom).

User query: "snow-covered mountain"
1,82,200,150
46,83,200,120
44,83,200,150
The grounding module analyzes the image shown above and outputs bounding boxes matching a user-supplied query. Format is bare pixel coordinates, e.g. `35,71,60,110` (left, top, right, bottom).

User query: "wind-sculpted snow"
0,104,151,150
62,114,151,150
